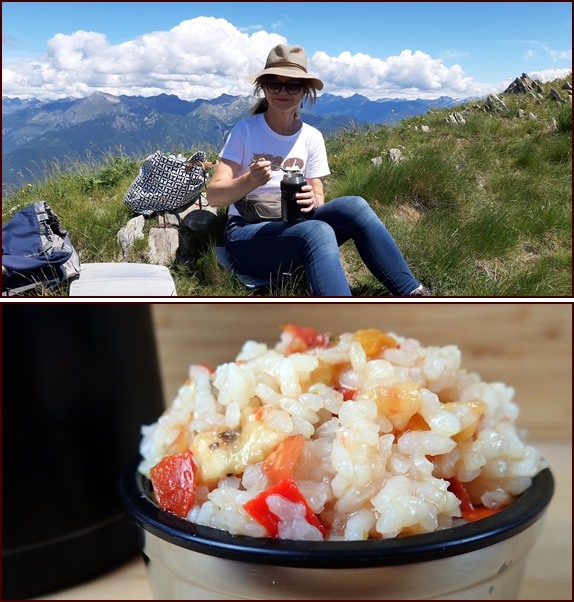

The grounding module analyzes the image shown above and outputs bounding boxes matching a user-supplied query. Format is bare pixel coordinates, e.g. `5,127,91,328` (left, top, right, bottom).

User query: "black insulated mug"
281,170,306,223
2,304,165,600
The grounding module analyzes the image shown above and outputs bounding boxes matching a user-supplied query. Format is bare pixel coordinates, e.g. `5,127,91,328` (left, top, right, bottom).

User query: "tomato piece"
447,477,474,514
263,435,306,484
335,387,358,401
243,478,326,538
447,477,504,522
281,324,331,354
150,450,197,518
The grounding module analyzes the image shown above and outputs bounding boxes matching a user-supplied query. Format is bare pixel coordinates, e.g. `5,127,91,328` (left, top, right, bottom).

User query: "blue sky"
2,2,571,100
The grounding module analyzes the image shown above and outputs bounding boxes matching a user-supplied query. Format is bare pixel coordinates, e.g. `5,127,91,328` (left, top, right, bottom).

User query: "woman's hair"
251,76,318,116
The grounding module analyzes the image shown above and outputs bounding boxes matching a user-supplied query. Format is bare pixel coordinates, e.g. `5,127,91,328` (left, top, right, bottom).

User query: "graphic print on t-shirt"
251,153,305,172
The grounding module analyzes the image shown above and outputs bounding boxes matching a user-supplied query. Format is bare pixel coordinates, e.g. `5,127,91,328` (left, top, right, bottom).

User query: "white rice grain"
140,326,548,542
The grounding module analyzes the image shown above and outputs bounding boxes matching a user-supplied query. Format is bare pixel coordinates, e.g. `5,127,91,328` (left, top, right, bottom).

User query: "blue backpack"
2,201,81,296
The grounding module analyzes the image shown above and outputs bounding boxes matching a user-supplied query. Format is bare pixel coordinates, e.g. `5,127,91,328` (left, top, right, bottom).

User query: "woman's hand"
207,157,271,208
249,158,273,186
297,180,324,213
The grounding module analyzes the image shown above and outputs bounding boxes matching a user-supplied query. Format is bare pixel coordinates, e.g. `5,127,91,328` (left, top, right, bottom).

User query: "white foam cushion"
69,263,177,297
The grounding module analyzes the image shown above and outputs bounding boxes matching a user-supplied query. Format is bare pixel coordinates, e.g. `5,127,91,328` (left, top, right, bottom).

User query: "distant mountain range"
2,92,464,190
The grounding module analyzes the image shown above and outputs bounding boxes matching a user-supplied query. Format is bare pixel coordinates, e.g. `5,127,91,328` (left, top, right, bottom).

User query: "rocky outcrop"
485,94,508,114
117,194,219,267
483,73,573,117
549,88,567,103
445,112,467,125
504,73,544,97
117,215,145,255
502,72,572,104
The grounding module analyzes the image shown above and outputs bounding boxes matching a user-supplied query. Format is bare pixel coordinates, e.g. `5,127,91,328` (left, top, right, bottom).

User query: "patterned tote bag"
123,150,208,215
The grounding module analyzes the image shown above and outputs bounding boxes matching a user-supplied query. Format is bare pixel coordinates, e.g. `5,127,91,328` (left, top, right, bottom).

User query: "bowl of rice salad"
121,324,554,600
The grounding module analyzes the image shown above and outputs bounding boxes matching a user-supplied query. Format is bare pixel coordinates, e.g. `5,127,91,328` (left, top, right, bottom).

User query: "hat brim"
248,67,324,91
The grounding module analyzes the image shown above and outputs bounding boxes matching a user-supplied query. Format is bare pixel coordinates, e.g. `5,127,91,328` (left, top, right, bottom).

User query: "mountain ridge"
2,91,462,190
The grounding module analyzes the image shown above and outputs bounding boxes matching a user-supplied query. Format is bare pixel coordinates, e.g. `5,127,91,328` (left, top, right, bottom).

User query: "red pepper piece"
335,387,358,401
150,450,197,518
243,477,326,538
447,477,503,522
281,324,331,354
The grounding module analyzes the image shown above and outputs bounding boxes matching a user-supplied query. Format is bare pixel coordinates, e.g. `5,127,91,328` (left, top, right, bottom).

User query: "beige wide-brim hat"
248,44,324,91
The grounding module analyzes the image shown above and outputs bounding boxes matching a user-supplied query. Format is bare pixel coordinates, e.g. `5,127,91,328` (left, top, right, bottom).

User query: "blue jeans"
224,196,420,296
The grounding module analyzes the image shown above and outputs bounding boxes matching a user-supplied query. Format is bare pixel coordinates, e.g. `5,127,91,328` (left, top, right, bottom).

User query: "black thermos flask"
2,304,165,600
281,170,306,223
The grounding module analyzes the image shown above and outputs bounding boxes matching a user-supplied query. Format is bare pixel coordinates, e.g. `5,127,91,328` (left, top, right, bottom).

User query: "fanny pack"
234,194,282,223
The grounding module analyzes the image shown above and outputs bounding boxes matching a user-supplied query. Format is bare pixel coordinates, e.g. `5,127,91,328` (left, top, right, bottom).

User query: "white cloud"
310,48,477,99
1,18,571,102
524,68,572,82
549,49,572,62
2,17,285,100
508,39,572,66
440,49,471,60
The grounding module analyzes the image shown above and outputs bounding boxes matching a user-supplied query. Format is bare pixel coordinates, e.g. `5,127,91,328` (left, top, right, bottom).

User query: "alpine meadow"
2,74,571,297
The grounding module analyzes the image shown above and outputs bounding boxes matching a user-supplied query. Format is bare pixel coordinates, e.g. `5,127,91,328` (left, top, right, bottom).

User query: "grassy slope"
2,76,571,297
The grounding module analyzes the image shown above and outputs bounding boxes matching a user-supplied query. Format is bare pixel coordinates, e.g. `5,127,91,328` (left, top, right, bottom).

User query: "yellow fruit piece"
352,329,398,359
191,407,288,485
359,382,422,430
444,400,486,442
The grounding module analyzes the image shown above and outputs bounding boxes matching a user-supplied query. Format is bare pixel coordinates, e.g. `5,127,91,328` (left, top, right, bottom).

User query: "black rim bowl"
119,456,554,569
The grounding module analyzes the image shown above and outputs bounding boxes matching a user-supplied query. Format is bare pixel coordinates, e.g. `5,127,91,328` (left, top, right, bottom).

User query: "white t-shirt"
219,113,330,216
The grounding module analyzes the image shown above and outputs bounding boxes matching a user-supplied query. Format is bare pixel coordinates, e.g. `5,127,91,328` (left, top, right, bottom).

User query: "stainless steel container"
120,460,554,600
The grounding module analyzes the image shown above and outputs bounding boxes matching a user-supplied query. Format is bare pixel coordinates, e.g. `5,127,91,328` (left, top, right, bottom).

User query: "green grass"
2,75,571,297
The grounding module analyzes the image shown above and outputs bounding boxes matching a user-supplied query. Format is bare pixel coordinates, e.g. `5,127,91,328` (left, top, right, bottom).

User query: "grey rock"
147,227,179,266
116,215,145,257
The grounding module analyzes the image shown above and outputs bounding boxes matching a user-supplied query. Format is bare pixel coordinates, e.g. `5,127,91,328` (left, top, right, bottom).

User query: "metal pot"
120,459,554,600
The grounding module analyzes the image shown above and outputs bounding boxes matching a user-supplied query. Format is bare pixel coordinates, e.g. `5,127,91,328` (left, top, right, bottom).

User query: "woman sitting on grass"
206,44,431,297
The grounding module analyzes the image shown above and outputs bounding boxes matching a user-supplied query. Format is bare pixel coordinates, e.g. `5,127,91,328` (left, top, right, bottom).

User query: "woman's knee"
315,196,379,236
332,195,368,206
321,195,372,219
292,219,339,248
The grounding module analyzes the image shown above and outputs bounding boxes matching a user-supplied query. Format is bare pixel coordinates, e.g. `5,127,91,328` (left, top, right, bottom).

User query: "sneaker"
408,284,432,297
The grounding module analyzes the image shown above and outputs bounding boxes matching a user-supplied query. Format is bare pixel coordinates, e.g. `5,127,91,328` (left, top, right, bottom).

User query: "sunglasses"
264,79,304,95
